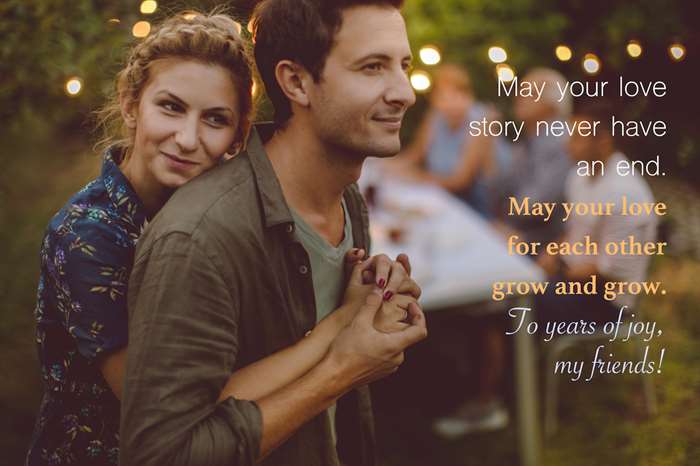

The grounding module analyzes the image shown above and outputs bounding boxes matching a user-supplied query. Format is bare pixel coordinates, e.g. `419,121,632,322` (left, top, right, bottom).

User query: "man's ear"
120,96,138,130
274,60,312,108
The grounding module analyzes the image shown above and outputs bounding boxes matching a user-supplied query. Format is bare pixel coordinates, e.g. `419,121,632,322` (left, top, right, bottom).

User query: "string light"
582,53,601,74
496,64,515,82
132,21,151,38
555,45,572,61
140,1,157,14
488,46,507,64
65,77,83,96
107,18,120,25
626,40,643,58
669,43,686,61
410,70,431,92
419,46,441,65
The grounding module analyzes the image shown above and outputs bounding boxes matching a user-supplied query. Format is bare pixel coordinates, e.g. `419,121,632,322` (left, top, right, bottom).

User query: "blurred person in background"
536,99,658,325
496,67,573,243
390,64,510,218
434,67,573,439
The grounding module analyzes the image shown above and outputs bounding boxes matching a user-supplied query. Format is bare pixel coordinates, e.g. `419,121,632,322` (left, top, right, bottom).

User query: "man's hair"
251,0,404,126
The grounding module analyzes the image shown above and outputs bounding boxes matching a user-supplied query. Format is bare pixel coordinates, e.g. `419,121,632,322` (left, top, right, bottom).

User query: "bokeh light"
626,40,643,58
410,70,431,92
140,1,157,15
496,64,515,82
582,53,601,74
669,43,686,61
419,46,441,66
132,21,151,38
555,45,572,61
65,77,83,97
488,46,508,64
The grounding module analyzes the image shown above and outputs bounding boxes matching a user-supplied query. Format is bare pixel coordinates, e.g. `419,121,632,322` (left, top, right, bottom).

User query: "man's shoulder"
140,154,263,247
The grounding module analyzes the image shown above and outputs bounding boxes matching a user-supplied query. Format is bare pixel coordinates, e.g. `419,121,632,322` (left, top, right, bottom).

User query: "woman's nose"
174,116,199,152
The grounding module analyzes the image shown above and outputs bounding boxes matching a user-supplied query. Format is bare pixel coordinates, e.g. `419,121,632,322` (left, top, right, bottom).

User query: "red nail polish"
377,278,386,288
383,291,393,301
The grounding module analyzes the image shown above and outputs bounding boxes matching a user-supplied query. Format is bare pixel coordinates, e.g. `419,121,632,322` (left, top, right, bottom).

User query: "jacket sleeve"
120,231,262,466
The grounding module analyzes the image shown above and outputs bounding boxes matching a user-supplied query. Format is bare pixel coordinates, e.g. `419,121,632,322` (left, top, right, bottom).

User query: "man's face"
567,115,606,162
306,5,415,159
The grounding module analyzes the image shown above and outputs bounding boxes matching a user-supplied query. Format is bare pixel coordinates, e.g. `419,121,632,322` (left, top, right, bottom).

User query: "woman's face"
127,58,240,189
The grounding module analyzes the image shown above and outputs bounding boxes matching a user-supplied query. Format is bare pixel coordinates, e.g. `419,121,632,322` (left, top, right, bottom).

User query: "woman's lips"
161,151,198,170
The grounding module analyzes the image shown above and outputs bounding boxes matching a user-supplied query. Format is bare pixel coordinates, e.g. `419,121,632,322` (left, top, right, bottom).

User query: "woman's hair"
433,64,472,95
523,67,572,118
96,10,254,157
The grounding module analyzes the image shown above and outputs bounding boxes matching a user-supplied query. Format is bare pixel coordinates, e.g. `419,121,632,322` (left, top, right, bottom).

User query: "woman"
391,64,511,218
28,11,416,466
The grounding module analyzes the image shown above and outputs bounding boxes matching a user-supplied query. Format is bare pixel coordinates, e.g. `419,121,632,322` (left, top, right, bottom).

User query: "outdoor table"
360,169,544,466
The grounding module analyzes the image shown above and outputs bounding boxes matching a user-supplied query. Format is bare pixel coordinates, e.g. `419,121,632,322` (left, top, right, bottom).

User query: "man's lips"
372,115,403,128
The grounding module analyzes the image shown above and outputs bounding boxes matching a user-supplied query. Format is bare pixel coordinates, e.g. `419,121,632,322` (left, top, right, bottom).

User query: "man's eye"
364,62,383,72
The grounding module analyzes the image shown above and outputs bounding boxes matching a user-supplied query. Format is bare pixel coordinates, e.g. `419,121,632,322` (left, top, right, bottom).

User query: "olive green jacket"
121,124,375,466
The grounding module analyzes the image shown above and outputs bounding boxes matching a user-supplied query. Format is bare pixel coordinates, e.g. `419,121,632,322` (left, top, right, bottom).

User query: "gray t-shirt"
290,199,353,446
290,200,354,322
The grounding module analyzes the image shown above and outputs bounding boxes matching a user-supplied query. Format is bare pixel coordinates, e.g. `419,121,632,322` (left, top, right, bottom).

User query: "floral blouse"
27,148,148,466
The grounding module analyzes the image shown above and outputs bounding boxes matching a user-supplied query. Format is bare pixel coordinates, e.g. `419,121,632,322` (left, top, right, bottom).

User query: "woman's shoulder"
44,176,136,258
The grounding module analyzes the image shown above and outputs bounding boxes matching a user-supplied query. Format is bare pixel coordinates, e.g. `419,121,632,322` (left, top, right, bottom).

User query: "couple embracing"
28,1,426,466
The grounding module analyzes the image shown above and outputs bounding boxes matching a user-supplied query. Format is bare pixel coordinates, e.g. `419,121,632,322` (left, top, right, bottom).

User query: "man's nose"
175,115,199,152
385,68,416,109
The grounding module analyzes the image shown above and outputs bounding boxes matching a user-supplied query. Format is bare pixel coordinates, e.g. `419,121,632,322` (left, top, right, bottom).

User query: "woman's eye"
160,101,182,113
205,114,229,127
402,63,414,75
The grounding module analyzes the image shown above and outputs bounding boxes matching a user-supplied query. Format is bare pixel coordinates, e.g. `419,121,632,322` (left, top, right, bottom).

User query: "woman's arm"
431,132,493,193
217,253,420,402
100,253,420,403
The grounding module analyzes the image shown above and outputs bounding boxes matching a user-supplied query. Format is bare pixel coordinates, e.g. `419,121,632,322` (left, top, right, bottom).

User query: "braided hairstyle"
97,10,254,158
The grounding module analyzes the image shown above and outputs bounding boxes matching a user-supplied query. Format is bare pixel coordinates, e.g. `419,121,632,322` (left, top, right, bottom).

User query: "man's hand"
375,294,419,333
327,289,427,390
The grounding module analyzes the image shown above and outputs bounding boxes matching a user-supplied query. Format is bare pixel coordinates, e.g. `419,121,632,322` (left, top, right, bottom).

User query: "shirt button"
286,224,295,233
298,265,309,274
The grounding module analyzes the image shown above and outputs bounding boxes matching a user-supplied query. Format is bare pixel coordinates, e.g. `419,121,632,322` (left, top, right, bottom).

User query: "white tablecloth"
361,173,544,310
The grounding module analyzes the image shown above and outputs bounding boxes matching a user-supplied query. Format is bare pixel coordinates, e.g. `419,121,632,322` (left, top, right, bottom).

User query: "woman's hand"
338,250,422,328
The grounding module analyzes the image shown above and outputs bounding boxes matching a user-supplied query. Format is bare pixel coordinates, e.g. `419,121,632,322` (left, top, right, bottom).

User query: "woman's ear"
223,142,242,161
274,59,311,108
120,96,138,130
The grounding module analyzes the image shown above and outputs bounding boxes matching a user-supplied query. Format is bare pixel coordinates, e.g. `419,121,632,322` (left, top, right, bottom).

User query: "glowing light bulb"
626,41,642,58
496,64,515,82
419,46,441,66
555,45,572,61
140,0,157,15
410,70,431,92
65,77,83,96
669,43,686,61
488,46,507,64
132,21,151,38
582,53,601,74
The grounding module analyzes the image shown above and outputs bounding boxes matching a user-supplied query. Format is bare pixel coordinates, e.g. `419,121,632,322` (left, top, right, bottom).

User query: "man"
120,1,423,466
536,99,658,323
